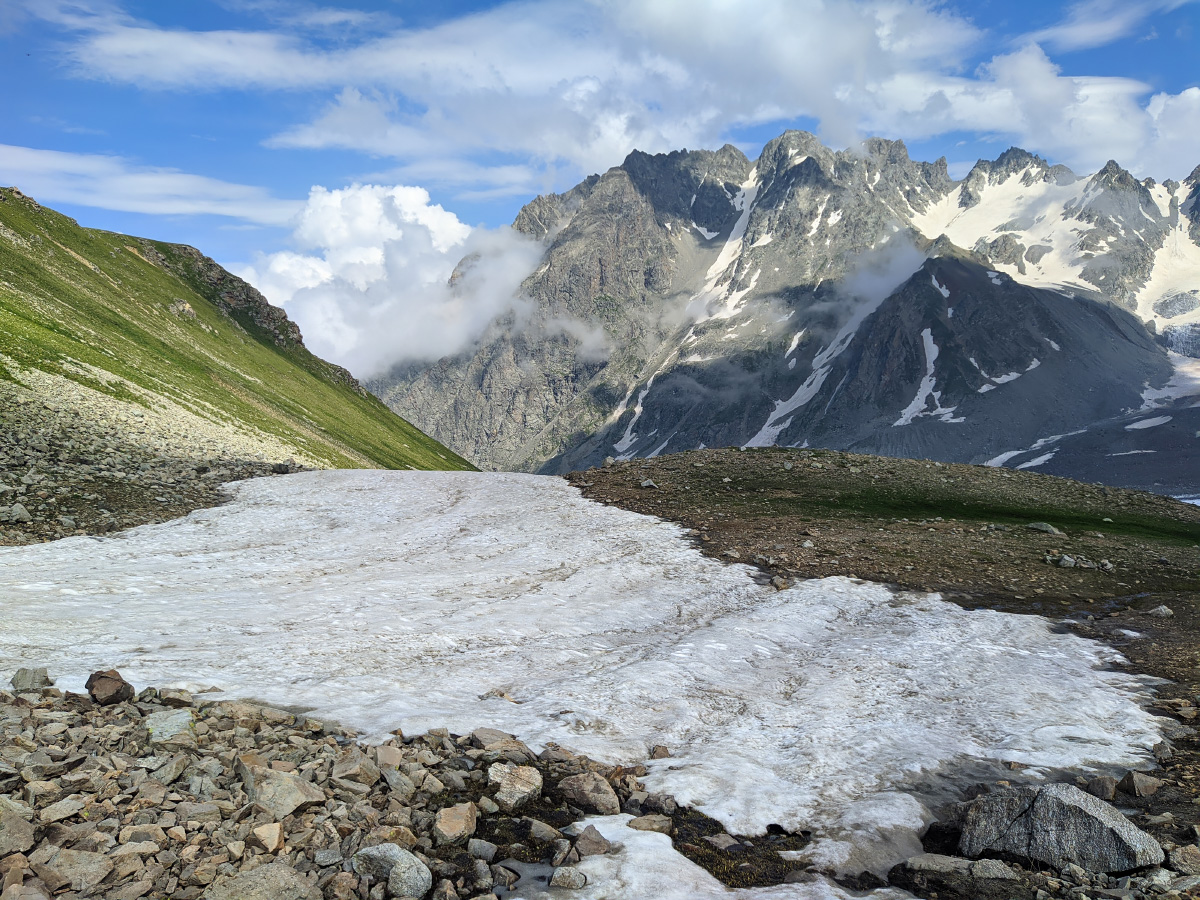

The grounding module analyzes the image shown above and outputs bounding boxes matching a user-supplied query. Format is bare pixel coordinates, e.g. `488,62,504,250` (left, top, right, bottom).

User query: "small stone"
249,822,285,853
703,833,743,851
1118,771,1164,798
549,866,587,889
1169,844,1200,875
332,748,380,787
386,849,433,899
1145,605,1175,618
628,814,673,834
313,848,342,868
1027,522,1064,535
431,878,459,900
205,861,321,900
38,798,84,824
237,754,325,820
84,669,134,705
158,688,193,708
433,803,477,845
324,871,358,900
9,668,53,692
176,801,222,824
649,745,670,759
574,825,611,857
1087,775,1119,801
487,763,542,812
558,773,621,815
970,859,1019,880
468,838,498,863
639,478,657,489
144,708,196,748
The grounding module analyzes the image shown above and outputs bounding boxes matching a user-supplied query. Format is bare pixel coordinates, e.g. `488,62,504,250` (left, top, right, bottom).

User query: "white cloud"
0,143,300,225
25,0,1200,193
236,183,542,376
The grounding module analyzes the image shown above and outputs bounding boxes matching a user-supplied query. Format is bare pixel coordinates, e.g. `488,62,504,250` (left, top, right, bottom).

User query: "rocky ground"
0,389,303,547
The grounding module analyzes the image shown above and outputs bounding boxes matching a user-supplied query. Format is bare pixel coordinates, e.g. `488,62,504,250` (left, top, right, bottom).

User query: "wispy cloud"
0,144,301,225
1021,0,1196,52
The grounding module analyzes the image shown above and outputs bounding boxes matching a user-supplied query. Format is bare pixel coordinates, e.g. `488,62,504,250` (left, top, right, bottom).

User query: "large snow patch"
0,471,1162,887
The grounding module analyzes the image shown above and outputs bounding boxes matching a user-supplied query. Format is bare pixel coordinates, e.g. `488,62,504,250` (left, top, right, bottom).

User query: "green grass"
0,190,475,471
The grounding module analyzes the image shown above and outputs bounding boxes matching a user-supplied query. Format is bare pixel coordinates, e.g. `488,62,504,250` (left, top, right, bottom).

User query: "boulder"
9,668,53,692
1170,844,1200,876
205,861,321,900
958,783,1164,873
352,843,408,880
84,669,133,705
487,763,542,812
558,772,620,815
549,866,587,888
386,849,433,899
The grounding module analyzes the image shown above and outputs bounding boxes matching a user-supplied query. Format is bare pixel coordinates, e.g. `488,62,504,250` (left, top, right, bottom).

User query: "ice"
1134,186,1200,328
1125,415,1172,430
0,472,1164,883
893,329,964,426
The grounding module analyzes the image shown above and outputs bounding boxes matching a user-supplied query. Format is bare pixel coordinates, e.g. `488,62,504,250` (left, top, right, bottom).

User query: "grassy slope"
0,189,474,471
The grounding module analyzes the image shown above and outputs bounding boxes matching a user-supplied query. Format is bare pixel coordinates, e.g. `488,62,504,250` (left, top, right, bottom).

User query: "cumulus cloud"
236,183,543,377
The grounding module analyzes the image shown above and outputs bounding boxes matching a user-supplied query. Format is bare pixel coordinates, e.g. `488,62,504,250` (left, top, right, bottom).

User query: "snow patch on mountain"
893,329,965,426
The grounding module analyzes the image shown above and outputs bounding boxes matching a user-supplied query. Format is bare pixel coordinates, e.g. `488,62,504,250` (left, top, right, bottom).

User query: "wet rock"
558,773,620,815
487,763,542,812
386,849,433,899
206,861,321,900
84,669,133,705
958,782,1164,873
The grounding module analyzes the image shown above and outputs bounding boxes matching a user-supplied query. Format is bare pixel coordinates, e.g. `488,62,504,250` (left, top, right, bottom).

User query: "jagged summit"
371,130,1200,492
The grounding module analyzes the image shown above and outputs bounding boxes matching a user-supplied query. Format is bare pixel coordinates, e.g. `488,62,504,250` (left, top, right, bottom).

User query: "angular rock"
84,669,133,705
1118,770,1163,798
236,754,324,820
702,833,743,851
144,708,196,748
0,810,36,855
1170,844,1200,876
205,861,321,900
525,817,562,844
9,668,52,692
31,848,113,893
382,767,416,800
386,849,433,899
433,803,478,845
176,801,222,824
1086,775,1119,802
958,783,1164,873
249,822,284,853
468,838,498,863
38,798,84,824
558,772,620,815
331,748,380,787
574,825,612,857
487,763,542,812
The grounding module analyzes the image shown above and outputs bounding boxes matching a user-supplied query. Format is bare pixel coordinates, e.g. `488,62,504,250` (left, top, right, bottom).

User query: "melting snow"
788,358,797,370
1016,451,1057,469
687,173,762,322
692,223,719,240
750,232,774,248
1135,184,1200,328
613,376,656,455
786,330,805,357
826,209,843,227
1125,415,1173,430
1048,339,1061,351
0,471,1165,888
808,199,828,237
893,329,965,426
1108,450,1157,456
1142,353,1200,408
931,274,950,298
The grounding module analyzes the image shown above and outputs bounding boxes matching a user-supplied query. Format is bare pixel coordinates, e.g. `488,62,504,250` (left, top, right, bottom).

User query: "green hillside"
0,188,474,471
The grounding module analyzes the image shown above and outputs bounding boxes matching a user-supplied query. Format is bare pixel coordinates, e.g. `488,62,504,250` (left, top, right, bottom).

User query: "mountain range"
372,132,1200,495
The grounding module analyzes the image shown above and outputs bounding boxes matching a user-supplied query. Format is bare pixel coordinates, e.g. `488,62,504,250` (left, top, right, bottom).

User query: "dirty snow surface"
0,471,1165,896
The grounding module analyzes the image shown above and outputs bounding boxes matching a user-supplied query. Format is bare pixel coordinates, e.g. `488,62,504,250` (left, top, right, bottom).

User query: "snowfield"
0,471,1167,898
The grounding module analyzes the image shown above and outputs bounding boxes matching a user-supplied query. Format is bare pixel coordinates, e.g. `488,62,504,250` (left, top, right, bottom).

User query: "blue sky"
2,0,1199,374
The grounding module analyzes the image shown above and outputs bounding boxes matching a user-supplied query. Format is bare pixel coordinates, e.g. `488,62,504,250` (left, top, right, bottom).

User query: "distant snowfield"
0,472,1165,898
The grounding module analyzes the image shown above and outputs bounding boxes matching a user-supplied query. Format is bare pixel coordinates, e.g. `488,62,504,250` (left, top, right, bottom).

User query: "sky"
3,0,1199,375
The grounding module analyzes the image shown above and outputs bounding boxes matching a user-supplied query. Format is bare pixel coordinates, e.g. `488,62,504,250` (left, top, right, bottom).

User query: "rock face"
375,132,1198,492
958,783,1165,873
